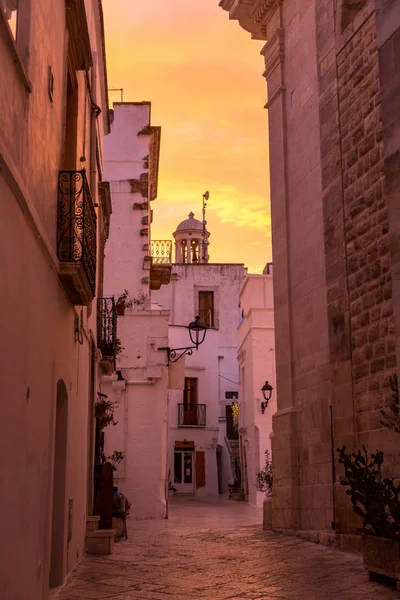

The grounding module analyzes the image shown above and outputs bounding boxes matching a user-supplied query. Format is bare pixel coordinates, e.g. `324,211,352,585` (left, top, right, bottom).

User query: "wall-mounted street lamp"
260,381,273,414
159,316,207,365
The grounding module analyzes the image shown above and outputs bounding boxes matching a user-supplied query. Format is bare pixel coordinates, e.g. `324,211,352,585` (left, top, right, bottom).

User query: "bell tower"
173,212,210,264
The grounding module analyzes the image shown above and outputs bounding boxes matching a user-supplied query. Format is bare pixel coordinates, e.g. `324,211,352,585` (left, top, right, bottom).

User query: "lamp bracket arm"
158,345,198,365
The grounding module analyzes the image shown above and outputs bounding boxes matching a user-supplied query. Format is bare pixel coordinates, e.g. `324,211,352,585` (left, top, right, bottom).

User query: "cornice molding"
253,0,281,24
218,0,266,40
219,0,283,39
261,27,285,79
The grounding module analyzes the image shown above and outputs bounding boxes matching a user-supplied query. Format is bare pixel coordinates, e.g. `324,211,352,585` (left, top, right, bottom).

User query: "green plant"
124,495,131,516
133,291,148,307
113,338,124,356
103,450,125,471
231,401,239,421
381,374,400,433
94,396,114,417
256,449,273,497
116,289,133,309
337,445,400,540
95,396,118,428
99,338,124,357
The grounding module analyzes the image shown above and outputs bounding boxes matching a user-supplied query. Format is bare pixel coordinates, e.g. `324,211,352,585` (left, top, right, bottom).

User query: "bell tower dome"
173,212,210,264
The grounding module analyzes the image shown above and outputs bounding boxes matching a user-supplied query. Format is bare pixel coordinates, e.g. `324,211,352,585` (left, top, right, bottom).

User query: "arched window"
341,0,367,33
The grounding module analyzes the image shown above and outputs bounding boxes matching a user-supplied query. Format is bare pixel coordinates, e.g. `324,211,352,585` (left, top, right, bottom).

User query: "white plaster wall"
104,103,153,303
103,181,147,301
238,274,276,507
102,311,170,519
102,103,169,519
104,103,150,179
0,2,109,597
153,263,244,496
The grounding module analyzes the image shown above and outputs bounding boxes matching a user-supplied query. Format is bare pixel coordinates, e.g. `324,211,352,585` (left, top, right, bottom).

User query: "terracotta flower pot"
116,304,125,316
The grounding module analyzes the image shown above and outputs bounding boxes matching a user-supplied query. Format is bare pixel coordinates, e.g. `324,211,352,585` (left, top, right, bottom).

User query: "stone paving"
59,497,399,600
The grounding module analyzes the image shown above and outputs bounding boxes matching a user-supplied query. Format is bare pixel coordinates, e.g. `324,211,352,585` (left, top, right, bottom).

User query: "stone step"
86,515,101,532
86,529,116,555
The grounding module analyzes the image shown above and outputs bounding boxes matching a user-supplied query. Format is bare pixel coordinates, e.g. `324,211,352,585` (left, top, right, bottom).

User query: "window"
1,0,18,40
184,377,198,407
225,391,238,400
199,291,214,328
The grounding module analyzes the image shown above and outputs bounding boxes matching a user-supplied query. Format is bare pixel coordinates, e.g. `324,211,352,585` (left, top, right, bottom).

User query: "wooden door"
196,450,205,489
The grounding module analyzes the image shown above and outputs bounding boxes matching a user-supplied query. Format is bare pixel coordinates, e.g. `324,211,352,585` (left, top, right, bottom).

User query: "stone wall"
315,0,399,540
220,0,400,548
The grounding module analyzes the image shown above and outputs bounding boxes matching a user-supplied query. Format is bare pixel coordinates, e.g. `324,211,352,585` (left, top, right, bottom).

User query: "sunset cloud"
103,0,270,273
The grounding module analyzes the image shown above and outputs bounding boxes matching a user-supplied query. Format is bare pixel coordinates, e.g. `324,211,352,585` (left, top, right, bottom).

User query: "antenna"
202,191,209,263
108,88,124,102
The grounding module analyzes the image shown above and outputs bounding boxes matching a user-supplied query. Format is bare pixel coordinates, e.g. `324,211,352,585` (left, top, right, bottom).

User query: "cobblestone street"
59,498,399,600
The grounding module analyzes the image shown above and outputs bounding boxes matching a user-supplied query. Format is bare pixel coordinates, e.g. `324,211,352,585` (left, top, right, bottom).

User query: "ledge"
59,262,94,306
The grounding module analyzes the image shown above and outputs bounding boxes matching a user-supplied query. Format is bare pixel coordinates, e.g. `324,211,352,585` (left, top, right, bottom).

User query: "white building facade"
101,102,172,519
237,266,276,507
153,215,245,497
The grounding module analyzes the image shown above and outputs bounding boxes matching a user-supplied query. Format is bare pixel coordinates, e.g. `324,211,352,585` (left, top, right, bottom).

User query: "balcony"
97,297,117,374
57,171,97,305
178,404,206,427
150,240,172,290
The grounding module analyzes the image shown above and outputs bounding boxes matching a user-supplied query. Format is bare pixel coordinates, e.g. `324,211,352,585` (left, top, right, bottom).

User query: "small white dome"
176,212,203,232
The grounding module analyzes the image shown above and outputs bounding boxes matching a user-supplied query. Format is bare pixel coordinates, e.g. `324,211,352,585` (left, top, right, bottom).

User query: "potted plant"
168,482,177,497
104,450,125,472
256,449,273,529
337,444,400,586
99,337,124,359
94,397,118,429
115,290,133,316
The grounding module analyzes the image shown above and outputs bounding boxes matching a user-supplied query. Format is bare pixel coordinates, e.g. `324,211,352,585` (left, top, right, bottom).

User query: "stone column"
186,238,191,263
260,2,300,532
175,241,182,264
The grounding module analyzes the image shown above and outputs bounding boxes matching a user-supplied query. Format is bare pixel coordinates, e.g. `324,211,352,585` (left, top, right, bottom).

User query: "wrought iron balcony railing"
150,240,172,264
97,297,117,358
178,404,206,427
57,170,97,303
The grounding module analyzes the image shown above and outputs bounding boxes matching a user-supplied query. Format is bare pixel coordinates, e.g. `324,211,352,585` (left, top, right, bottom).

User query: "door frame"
174,449,195,494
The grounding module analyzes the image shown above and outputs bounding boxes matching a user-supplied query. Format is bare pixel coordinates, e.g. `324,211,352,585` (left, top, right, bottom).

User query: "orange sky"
103,0,271,273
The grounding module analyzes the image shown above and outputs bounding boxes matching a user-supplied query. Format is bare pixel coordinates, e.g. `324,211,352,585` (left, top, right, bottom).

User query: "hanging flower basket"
94,396,117,428
94,403,107,419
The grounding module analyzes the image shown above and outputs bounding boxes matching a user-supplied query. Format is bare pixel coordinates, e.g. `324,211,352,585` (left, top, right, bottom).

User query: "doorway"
174,450,195,494
226,405,239,440
49,380,69,587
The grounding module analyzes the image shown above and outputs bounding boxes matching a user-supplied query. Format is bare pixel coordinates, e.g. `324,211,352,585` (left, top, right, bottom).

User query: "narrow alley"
59,499,398,600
